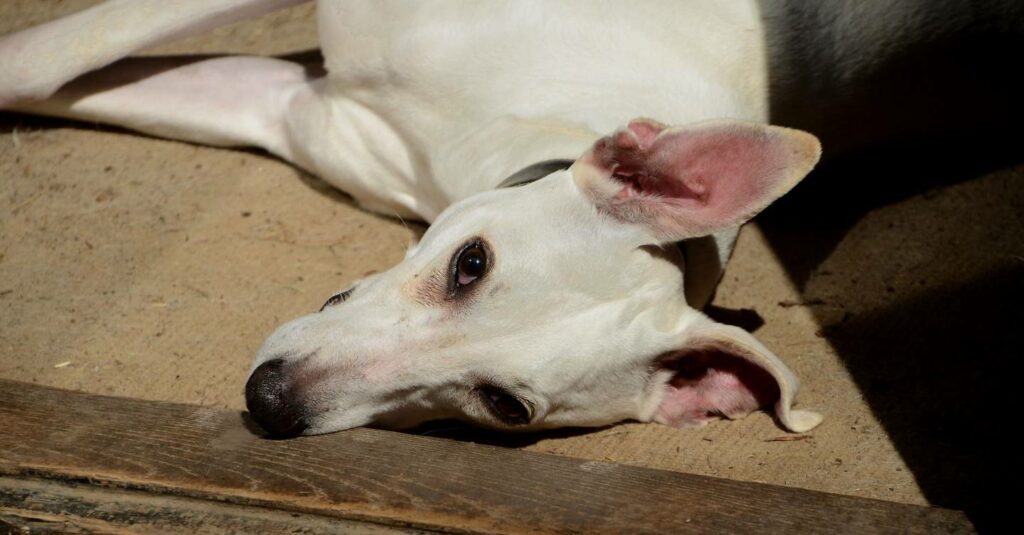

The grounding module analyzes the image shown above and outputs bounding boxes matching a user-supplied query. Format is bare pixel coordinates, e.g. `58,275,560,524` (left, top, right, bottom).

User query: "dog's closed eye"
320,287,354,311
478,384,532,425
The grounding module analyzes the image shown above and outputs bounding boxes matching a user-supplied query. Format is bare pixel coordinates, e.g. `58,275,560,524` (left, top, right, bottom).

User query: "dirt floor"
2,1,1021,529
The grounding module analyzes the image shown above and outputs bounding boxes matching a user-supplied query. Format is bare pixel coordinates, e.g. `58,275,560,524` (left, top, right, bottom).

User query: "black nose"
245,358,308,437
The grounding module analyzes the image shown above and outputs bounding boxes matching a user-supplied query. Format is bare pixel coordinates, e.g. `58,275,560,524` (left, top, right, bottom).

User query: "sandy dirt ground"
2,1,1021,529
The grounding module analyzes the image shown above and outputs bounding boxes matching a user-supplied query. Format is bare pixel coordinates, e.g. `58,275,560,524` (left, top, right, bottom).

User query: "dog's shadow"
405,420,606,448
755,132,1022,531
241,409,602,448
759,7,1024,527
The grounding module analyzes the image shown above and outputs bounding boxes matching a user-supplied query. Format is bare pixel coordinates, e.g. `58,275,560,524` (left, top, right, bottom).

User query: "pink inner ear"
599,125,776,221
624,118,662,146
579,119,818,239
655,349,780,428
594,128,709,204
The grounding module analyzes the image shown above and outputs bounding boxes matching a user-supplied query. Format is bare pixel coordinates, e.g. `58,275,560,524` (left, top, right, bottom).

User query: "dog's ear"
571,119,820,241
642,316,822,433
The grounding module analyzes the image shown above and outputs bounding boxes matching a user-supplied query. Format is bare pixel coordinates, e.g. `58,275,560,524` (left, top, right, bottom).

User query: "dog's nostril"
245,358,308,437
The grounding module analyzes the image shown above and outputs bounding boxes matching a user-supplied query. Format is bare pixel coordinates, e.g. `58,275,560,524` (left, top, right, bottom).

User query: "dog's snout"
245,358,308,437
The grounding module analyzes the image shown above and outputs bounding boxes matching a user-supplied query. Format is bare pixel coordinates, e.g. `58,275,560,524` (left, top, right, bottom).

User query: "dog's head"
245,119,823,436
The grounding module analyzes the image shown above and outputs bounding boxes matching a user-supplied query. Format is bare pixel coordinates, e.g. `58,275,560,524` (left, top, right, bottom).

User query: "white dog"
0,0,838,436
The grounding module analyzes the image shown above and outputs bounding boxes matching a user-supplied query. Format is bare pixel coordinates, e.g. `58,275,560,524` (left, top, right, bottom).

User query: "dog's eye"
319,287,353,311
453,241,488,289
479,384,531,425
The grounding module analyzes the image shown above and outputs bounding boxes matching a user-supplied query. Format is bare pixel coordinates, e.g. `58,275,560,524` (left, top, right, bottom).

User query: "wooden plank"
0,477,422,534
0,379,973,534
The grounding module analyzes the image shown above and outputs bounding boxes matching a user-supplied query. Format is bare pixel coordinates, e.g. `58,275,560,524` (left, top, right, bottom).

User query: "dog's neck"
493,158,724,311
423,117,599,216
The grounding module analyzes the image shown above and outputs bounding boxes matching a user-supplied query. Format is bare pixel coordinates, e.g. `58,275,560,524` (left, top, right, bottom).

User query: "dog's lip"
255,414,309,438
293,409,377,436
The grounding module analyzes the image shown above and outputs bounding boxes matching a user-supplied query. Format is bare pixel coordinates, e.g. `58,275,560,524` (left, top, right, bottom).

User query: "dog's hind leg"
0,0,309,106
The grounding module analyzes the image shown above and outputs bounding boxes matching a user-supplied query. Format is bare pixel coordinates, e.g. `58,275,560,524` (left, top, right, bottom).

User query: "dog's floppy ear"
571,118,820,242
642,316,822,433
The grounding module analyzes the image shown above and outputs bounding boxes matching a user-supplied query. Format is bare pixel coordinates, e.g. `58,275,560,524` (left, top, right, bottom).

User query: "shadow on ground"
407,420,607,449
758,134,1023,531
831,265,1019,530
760,4,1024,527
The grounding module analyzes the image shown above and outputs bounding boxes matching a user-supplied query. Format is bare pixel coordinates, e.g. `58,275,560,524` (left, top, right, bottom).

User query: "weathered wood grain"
0,476,420,534
0,379,974,534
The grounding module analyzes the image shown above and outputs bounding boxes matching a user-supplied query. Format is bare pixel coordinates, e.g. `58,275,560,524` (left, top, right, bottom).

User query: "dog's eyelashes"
478,384,532,425
450,240,489,294
320,287,354,311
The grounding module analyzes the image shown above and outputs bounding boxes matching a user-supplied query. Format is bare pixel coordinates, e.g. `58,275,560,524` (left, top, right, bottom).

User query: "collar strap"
496,159,575,189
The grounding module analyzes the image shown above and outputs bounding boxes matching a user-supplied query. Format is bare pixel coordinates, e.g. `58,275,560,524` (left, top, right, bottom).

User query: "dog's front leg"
5,56,429,220
0,0,309,106
6,55,318,160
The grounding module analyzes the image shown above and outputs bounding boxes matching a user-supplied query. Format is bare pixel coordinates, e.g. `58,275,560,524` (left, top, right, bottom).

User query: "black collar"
496,159,575,189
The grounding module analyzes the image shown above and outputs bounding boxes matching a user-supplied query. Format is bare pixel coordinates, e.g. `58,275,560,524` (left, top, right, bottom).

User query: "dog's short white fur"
0,0,834,435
